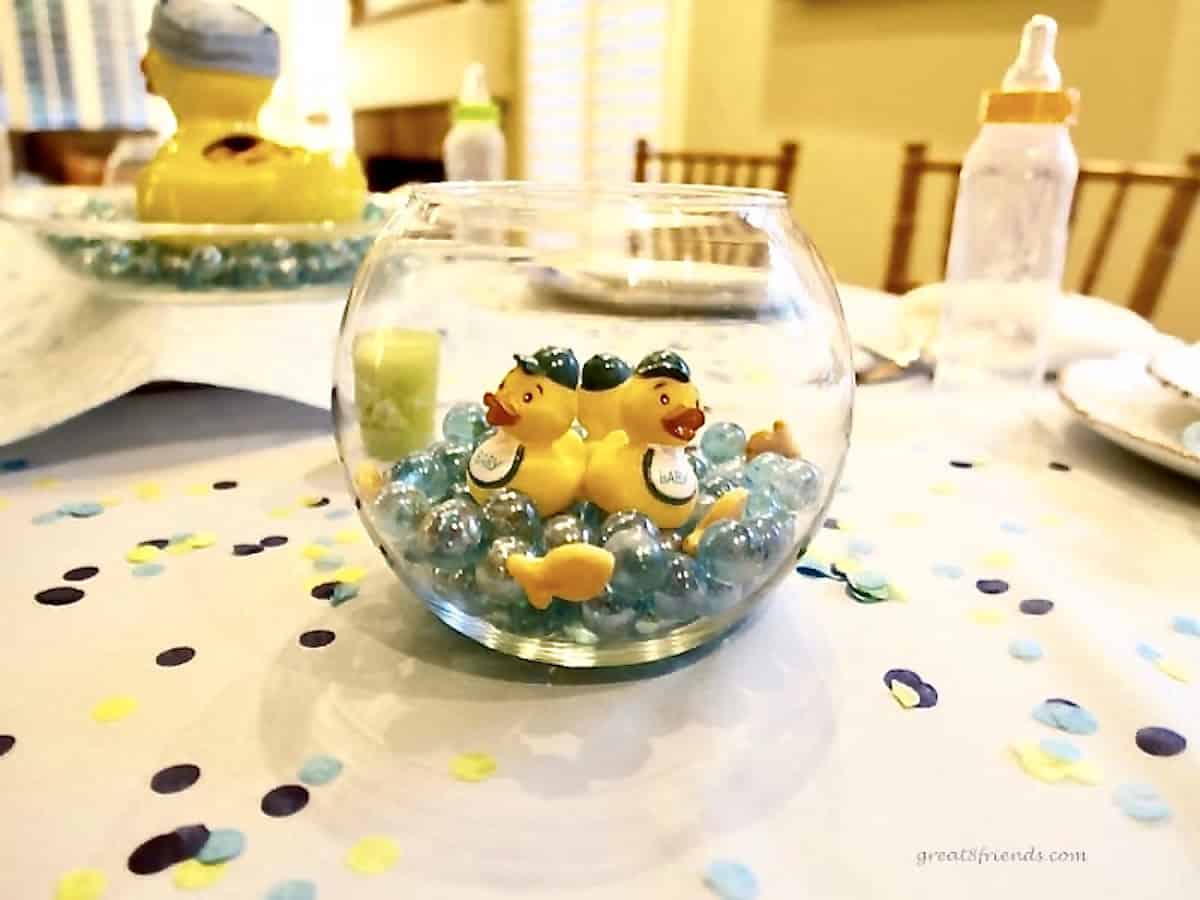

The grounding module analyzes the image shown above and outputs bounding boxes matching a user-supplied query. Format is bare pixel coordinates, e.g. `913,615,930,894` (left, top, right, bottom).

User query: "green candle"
353,328,442,460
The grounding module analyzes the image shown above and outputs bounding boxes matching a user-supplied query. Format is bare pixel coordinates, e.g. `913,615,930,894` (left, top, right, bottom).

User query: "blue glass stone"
448,482,474,500
714,458,748,486
699,474,738,498
390,450,451,501
685,446,711,481
82,197,116,221
95,240,133,279
232,249,271,288
703,572,743,613
653,552,706,621
634,614,670,636
599,509,659,545
432,564,483,614
129,243,162,281
262,237,293,260
606,524,668,593
744,452,788,491
442,402,488,443
700,422,747,464
744,514,791,569
363,200,387,223
697,520,759,583
543,513,592,549
372,481,432,541
160,249,190,286
770,459,822,512
571,501,606,539
475,536,533,604
482,489,542,545
744,485,784,519
581,586,638,637
410,498,486,566
184,245,224,288
430,439,472,482
268,257,301,288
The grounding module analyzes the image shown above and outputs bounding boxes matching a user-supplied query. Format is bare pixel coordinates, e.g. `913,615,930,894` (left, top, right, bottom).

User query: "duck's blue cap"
635,350,691,383
513,347,579,390
149,0,280,79
581,353,632,391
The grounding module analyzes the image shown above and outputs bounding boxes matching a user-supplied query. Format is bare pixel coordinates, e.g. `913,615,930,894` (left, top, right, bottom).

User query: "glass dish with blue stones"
0,186,395,303
334,182,854,667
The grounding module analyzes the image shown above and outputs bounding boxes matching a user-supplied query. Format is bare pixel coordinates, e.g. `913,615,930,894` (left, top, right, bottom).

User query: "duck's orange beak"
484,391,519,426
662,406,705,441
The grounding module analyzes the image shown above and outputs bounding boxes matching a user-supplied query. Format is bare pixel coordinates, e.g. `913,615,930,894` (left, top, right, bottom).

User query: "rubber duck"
583,350,706,529
577,353,632,441
506,544,615,610
467,347,586,517
137,0,365,225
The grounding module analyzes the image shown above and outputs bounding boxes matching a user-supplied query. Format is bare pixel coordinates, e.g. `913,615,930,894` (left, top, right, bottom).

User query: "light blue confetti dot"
1009,638,1044,662
170,532,193,543
704,861,758,900
931,562,963,579
197,828,246,864
1038,737,1081,764
1000,520,1027,535
1032,700,1099,736
58,501,104,518
298,754,344,786
325,508,353,520
1171,615,1200,637
314,536,336,547
314,554,346,571
847,537,875,557
331,582,359,606
1115,783,1172,823
132,563,165,577
32,510,63,525
849,569,888,593
265,880,317,900
837,482,851,493
1136,642,1162,662
1183,421,1200,454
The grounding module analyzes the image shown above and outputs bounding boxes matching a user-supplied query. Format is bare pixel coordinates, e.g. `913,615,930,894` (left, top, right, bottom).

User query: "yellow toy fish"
506,544,615,610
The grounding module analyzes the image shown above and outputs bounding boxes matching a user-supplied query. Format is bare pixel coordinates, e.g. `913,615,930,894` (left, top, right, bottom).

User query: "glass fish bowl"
334,182,853,666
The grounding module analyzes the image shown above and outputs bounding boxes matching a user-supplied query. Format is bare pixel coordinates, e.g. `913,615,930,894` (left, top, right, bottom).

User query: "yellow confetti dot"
979,550,1013,569
929,482,957,496
55,868,106,900
0,497,8,510
172,860,226,890
354,462,385,503
100,496,121,508
1011,742,1101,785
890,682,920,708
969,608,1006,625
125,545,162,564
345,836,400,875
334,528,363,545
302,544,329,561
33,477,60,490
300,495,326,508
890,511,923,528
269,506,294,519
166,543,193,556
889,585,910,603
450,752,497,782
1038,513,1063,527
331,565,367,584
184,484,211,496
133,482,163,501
1156,658,1193,683
91,695,137,723
832,556,862,575
186,532,216,549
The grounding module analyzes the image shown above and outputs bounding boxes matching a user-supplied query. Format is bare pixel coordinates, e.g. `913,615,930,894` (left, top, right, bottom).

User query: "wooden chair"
884,141,1200,318
634,138,799,195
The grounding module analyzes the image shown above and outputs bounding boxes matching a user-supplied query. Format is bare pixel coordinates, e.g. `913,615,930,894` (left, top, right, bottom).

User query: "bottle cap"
453,63,500,124
980,15,1077,124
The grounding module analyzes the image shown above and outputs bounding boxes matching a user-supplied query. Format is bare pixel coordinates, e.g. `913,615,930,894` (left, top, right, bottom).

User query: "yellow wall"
678,0,1200,339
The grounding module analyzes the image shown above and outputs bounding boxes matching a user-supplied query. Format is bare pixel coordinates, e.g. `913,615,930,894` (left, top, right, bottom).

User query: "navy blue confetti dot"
260,535,289,547
976,578,1009,595
949,460,974,469
310,582,338,600
63,566,99,582
156,646,195,667
299,629,335,648
1,458,29,472
823,517,839,530
139,539,170,550
261,784,309,816
150,764,201,794
1046,697,1080,708
1135,726,1187,757
35,586,84,606
354,497,362,510
1020,597,1055,615
1049,461,1071,472
212,480,238,490
0,735,14,757
127,824,210,875
307,497,331,508
233,543,264,556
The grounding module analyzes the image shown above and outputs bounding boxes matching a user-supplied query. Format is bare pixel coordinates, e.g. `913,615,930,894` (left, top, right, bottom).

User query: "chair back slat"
633,139,799,195
1079,172,1131,295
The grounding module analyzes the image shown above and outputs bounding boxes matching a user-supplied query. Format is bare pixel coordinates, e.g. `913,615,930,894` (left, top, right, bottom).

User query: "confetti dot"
1038,512,1064,527
1135,726,1187,757
100,497,121,508
703,860,759,900
302,544,329,561
133,482,163,501
127,825,209,875
1009,638,1043,661
59,501,104,518
186,533,216,549
796,557,833,579
269,506,294,519
63,566,99,582
1019,597,1054,615
184,484,210,496
345,836,400,875
1136,642,1162,662
847,537,875,557
331,583,359,606
1,457,29,471
261,784,310,817
1172,615,1200,637
1032,699,1098,735
891,511,923,528
822,517,839,530
265,880,316,900
172,859,226,890
1155,658,1192,683
930,562,963,579
33,477,61,489
212,481,238,491
32,510,63,525
314,554,346,571
325,509,353,520
830,557,861,576
166,543,193,556
979,549,1012,568
233,543,264,557
1012,741,1100,784
970,608,1005,625
1039,738,1081,764
260,535,289,547
949,460,974,469
882,668,938,708
151,763,201,794
1115,783,1171,823
298,754,344,786
890,681,920,708
132,563,165,577
36,586,84,606
310,582,338,600
303,496,331,508
929,481,957,496
450,752,497,782
848,569,888,592
0,735,14,757
156,646,195,667
975,578,1009,595
125,545,162,564
1000,521,1028,535
299,629,336,649
54,868,107,900
331,566,367,584
334,528,362,545
197,828,245,864
92,695,138,723
1049,461,1071,472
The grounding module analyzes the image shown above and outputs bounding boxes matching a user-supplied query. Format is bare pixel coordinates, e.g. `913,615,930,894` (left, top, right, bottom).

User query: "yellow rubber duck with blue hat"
136,0,365,226
468,347,587,517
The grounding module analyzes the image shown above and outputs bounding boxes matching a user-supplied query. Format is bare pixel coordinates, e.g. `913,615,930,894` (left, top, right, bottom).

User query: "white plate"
1058,356,1200,480
1148,341,1200,407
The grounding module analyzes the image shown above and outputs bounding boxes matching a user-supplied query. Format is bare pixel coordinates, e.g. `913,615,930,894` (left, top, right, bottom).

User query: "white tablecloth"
2,381,1197,899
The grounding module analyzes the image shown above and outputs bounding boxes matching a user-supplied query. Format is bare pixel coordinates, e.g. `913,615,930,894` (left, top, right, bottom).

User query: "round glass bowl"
334,182,854,666
0,186,395,303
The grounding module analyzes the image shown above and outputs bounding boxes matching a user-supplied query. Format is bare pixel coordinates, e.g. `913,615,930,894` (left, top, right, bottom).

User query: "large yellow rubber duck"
583,350,706,529
467,347,586,517
136,0,365,225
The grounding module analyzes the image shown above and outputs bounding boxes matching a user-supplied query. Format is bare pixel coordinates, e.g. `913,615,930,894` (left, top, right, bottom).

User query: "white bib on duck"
469,431,525,488
641,445,697,506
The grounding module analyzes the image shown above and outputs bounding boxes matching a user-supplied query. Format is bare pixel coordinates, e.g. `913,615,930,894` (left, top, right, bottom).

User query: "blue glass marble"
606,523,668,593
685,446,711,481
129,243,162,281
744,451,788,490
475,536,532,604
433,564,482,613
700,422,747,464
543,513,592,549
482,489,542,545
581,586,638,637
744,514,791,569
699,474,738,498
430,439,472,482
743,485,783,520
373,480,433,540
442,401,489,443
572,501,606,538
713,457,747,486
268,257,301,288
770,459,822,512
363,200,388,223
390,450,451,500
410,498,486,566
653,552,706,621
697,520,759,583
703,572,743,614
232,250,271,288
160,249,190,286
599,509,659,545
95,240,134,279
184,245,224,288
